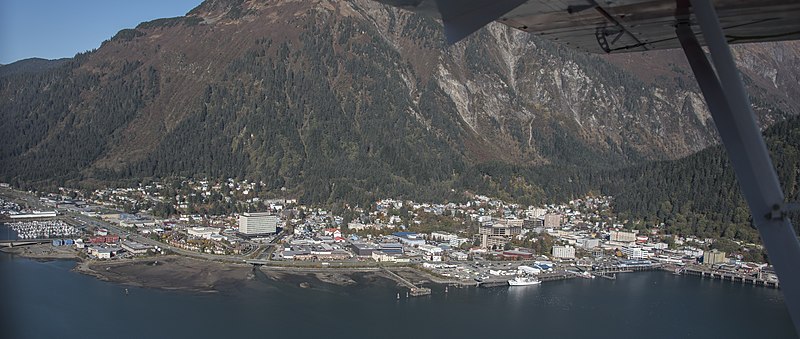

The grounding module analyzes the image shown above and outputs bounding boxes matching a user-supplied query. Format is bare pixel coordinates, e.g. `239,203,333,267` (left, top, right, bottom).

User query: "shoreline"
5,244,776,294
1,245,463,293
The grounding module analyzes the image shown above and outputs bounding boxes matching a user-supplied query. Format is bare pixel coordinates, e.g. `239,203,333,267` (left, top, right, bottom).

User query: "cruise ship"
508,276,541,286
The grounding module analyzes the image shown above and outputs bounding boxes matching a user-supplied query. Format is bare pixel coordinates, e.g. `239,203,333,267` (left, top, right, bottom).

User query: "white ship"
508,276,541,286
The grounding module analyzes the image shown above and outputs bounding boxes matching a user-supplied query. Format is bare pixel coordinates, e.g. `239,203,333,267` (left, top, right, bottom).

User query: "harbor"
2,220,79,240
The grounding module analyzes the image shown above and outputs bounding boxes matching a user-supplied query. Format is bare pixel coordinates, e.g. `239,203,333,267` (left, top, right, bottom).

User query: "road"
1,188,255,263
68,212,250,263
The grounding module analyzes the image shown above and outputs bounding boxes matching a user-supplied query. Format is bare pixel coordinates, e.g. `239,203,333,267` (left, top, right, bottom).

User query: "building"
418,244,444,255
504,218,524,227
393,232,426,246
478,222,521,248
89,235,119,244
552,245,576,259
543,214,561,228
503,249,534,259
121,241,154,255
188,227,219,239
372,251,398,262
9,210,58,219
610,230,637,243
523,218,544,229
450,252,468,261
479,222,521,237
238,212,279,235
379,243,404,255
88,246,119,259
577,238,600,249
622,246,646,260
484,236,509,249
527,208,547,218
448,237,470,247
704,249,727,265
350,242,378,256
652,243,669,250
430,231,458,242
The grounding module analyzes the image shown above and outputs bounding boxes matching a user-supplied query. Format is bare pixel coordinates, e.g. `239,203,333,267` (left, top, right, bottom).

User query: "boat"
508,276,541,286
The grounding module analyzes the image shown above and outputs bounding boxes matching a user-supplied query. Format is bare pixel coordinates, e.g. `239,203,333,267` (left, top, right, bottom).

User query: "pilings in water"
681,267,779,289
382,268,431,296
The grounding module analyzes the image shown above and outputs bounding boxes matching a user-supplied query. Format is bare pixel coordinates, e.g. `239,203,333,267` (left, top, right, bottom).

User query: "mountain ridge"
1,0,799,207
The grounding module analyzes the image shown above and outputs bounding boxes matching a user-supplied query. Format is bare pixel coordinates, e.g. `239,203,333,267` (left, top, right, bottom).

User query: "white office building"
188,227,219,239
239,212,279,235
610,230,637,243
623,247,647,260
552,245,576,259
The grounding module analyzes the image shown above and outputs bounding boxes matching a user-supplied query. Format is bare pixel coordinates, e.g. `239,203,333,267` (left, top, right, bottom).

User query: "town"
0,178,780,293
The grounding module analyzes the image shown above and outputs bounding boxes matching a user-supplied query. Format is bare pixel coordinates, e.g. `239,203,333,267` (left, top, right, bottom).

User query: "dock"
595,272,617,280
478,270,576,288
680,266,779,289
538,271,577,282
382,268,431,296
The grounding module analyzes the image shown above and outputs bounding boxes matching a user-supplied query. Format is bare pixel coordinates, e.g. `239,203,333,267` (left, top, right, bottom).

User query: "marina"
2,220,79,240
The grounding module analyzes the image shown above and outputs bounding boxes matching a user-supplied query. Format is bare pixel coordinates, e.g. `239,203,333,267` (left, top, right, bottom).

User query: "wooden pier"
681,267,779,289
383,268,431,296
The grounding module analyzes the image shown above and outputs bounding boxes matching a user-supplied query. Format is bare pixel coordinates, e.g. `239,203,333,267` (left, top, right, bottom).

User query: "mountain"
1,0,799,206
605,115,800,242
0,57,70,78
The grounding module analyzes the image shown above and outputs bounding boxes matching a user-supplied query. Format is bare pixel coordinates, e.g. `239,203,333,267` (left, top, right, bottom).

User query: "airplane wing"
372,0,800,53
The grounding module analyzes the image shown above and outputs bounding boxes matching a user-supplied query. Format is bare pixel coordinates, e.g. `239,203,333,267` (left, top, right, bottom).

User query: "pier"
382,268,431,296
478,270,576,288
538,271,577,282
681,267,779,289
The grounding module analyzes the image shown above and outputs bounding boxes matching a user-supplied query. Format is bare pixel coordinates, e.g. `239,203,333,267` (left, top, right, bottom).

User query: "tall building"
504,218,524,227
543,214,561,228
478,222,522,237
523,218,544,229
703,249,727,265
239,212,279,235
527,208,547,218
610,230,637,243
552,245,576,259
622,246,646,260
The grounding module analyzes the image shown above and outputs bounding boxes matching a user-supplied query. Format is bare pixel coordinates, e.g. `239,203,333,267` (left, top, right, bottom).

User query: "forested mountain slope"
1,0,799,208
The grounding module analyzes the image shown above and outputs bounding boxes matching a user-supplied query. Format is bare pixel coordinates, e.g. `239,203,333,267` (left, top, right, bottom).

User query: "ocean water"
0,253,795,338
0,223,16,241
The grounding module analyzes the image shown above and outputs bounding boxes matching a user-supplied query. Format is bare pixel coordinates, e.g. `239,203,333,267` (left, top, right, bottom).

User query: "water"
0,223,16,240
0,253,795,338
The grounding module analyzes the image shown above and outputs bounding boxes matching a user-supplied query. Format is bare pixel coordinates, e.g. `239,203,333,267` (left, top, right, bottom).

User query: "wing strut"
677,0,800,333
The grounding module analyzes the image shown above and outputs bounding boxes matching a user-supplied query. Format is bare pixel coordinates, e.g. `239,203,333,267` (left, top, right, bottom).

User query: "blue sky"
0,0,202,64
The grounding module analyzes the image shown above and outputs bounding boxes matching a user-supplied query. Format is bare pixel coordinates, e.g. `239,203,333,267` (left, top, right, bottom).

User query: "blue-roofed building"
379,243,404,255
393,232,425,246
